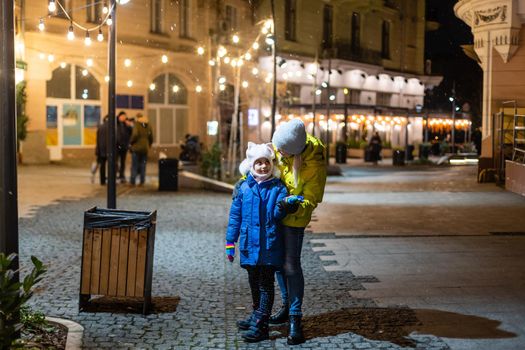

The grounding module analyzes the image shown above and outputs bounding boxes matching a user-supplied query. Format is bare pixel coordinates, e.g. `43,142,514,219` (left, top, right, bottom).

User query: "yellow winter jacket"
275,134,327,227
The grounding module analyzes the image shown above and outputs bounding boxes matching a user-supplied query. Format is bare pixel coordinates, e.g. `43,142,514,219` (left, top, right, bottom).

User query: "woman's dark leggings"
245,265,276,317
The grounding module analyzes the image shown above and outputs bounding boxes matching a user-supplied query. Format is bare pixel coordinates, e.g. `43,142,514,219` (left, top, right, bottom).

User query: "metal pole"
325,50,332,165
311,51,318,137
107,0,117,209
0,0,19,265
451,82,456,154
270,0,277,136
343,103,348,143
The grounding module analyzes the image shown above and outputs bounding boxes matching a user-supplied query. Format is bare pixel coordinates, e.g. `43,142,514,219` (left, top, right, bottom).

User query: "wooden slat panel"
80,229,93,294
117,227,130,296
107,228,121,296
98,228,112,295
135,230,148,296
126,229,139,297
90,229,103,294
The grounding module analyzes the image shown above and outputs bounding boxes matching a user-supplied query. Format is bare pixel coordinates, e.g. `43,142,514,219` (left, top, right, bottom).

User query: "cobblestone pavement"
17,163,525,349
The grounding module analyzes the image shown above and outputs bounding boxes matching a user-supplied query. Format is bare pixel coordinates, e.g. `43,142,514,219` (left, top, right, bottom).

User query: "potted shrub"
16,81,29,164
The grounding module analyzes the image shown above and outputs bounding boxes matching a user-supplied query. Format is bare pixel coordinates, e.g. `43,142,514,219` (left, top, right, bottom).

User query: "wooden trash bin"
79,207,157,314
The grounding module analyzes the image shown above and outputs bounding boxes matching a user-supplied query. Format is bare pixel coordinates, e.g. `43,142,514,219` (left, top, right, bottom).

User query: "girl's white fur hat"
239,142,280,177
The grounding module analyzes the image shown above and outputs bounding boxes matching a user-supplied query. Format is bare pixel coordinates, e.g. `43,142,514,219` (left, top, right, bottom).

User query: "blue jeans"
275,226,305,316
130,152,147,185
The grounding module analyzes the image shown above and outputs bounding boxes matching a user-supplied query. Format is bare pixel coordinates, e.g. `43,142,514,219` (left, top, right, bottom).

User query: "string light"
60,62,67,69
208,59,215,66
86,58,93,67
195,85,203,93
329,95,336,101
107,15,113,26
97,28,104,42
149,83,156,91
315,89,322,95
219,84,226,91
252,67,258,75
197,46,205,55
231,59,237,67
47,54,55,62
265,34,275,46
38,53,45,60
82,69,88,76
38,19,45,31
242,81,249,88
252,42,259,50
343,88,349,95
67,23,75,41
127,80,133,87
104,75,110,82
173,85,180,93
124,58,131,67
232,34,240,44
102,3,109,14
244,53,252,61
218,76,226,84
84,31,91,46
161,54,168,63
48,0,56,12
224,57,230,64
238,59,244,66
218,46,227,58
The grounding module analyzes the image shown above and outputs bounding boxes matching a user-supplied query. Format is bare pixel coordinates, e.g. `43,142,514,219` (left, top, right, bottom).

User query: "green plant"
201,142,222,179
382,140,392,149
16,81,29,151
0,253,47,349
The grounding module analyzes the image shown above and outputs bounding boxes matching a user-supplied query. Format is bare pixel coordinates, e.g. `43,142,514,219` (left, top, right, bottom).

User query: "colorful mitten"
285,195,304,204
226,241,235,262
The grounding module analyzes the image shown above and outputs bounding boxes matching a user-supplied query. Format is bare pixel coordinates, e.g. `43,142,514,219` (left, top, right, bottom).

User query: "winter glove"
278,195,304,214
226,241,235,262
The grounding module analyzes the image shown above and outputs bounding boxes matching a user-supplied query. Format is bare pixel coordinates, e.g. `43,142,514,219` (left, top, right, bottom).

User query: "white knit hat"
239,142,279,178
272,119,307,155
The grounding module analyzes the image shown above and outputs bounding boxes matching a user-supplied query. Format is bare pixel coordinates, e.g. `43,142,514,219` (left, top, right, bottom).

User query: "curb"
45,317,83,350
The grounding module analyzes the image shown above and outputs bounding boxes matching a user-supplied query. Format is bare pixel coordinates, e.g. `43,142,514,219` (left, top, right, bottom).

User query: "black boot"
237,311,255,331
242,312,269,343
287,315,305,345
269,304,289,325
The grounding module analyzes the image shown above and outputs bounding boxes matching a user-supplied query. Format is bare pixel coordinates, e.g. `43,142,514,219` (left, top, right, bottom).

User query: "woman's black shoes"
287,315,305,345
269,304,289,324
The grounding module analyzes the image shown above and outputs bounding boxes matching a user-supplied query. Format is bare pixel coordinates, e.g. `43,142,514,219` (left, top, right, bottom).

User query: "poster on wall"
62,104,82,145
46,105,58,146
84,105,100,145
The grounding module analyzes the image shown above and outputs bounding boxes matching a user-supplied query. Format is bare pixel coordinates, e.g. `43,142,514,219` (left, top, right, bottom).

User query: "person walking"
369,131,382,164
129,113,153,186
269,119,327,345
225,142,302,343
95,115,109,185
116,111,132,183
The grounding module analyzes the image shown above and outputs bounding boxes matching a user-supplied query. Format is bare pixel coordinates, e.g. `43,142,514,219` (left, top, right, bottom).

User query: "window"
179,0,190,38
46,64,71,99
86,0,101,23
351,12,360,52
225,5,237,32
382,20,391,59
285,0,297,41
322,5,333,49
151,0,164,34
56,0,72,19
377,92,392,106
75,66,100,100
345,89,361,105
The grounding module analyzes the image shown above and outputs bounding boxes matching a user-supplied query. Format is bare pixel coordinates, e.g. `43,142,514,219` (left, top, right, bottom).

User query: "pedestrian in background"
129,113,153,186
116,111,132,183
225,142,302,343
270,119,327,345
369,131,383,164
95,115,109,185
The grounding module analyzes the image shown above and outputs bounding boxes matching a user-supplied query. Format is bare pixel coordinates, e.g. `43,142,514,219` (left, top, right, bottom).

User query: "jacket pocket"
239,226,249,252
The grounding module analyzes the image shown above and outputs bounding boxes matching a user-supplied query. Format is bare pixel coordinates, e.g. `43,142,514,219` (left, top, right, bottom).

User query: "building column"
23,78,50,164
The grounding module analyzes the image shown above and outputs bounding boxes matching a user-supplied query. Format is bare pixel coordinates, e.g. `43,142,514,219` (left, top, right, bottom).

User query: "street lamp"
449,95,456,154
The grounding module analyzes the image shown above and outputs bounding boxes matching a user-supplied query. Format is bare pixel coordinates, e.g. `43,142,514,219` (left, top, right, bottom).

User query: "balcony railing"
331,41,383,65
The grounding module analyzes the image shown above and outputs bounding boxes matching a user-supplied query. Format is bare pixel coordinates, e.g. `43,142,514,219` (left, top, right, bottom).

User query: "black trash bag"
84,207,154,230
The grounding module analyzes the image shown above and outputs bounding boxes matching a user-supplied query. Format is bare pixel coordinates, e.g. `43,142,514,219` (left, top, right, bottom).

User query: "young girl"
225,142,302,343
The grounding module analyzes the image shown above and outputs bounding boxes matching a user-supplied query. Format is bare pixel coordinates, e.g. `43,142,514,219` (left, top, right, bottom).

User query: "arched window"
45,64,101,150
147,73,188,145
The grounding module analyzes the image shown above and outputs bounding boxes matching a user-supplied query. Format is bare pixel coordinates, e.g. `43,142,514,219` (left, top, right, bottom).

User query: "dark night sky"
425,0,483,126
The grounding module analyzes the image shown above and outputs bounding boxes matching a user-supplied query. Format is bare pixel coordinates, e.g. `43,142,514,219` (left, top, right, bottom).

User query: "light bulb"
242,81,248,88
67,24,75,41
84,31,92,46
195,85,203,93
218,46,227,58
265,34,275,46
149,83,156,91
218,76,226,84
82,69,88,76
232,34,239,44
47,54,55,62
60,62,67,68
104,75,110,82
197,46,205,55
38,19,45,31
107,15,113,26
102,3,108,14
219,84,226,91
252,42,259,50
161,54,168,63
224,57,230,64
329,95,336,101
208,59,215,66
251,67,258,75
244,53,252,61
48,0,56,12
127,80,133,87
315,89,322,95
86,58,93,67
124,58,131,67
173,85,180,93
97,29,104,42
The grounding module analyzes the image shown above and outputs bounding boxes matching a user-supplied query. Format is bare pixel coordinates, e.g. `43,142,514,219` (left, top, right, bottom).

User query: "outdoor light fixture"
60,62,67,69
218,46,227,58
232,34,240,44
107,15,113,26
315,89,322,95
124,58,131,67
117,0,130,4
329,95,336,101
252,67,259,75
82,69,88,76
252,42,259,50
149,83,155,91
219,84,226,91
84,31,92,46
449,97,454,102
86,58,93,67
245,53,252,61
218,76,226,84
242,81,249,88
197,46,205,55
104,75,110,82
67,24,75,40
173,85,180,93
102,3,109,14
265,34,275,46
224,57,230,64
321,81,328,88
161,55,168,63
278,58,287,68
195,85,203,93
97,28,104,42
38,19,45,31
343,88,349,95
47,54,54,62
208,59,215,66
48,0,56,12
127,80,133,87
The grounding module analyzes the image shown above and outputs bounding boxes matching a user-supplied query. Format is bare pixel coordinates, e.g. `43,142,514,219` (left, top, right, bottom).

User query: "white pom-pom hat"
239,142,280,178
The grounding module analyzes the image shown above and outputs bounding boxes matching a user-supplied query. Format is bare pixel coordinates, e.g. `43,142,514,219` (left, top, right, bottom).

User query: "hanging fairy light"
161,54,168,63
82,69,89,76
86,58,94,67
242,81,249,88
104,75,110,82
252,67,258,75
47,54,55,62
149,83,156,91
48,0,56,12
315,89,322,95
102,2,109,14
208,59,215,66
224,57,230,64
219,84,226,91
173,85,180,93
265,34,275,46
252,42,259,50
107,15,113,26
238,59,244,66
67,23,75,41
195,85,203,93
244,52,252,61
124,58,131,67
232,34,240,44
197,46,205,55
38,19,45,31
60,62,67,69
127,80,133,87
84,31,92,46
97,28,104,42
218,76,226,84
231,59,237,67
218,46,227,58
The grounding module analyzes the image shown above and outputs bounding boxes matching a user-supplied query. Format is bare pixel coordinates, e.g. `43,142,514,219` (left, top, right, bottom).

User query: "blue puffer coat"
226,174,288,266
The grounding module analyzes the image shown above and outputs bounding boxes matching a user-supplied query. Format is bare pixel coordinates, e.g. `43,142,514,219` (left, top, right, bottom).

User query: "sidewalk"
16,163,525,349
